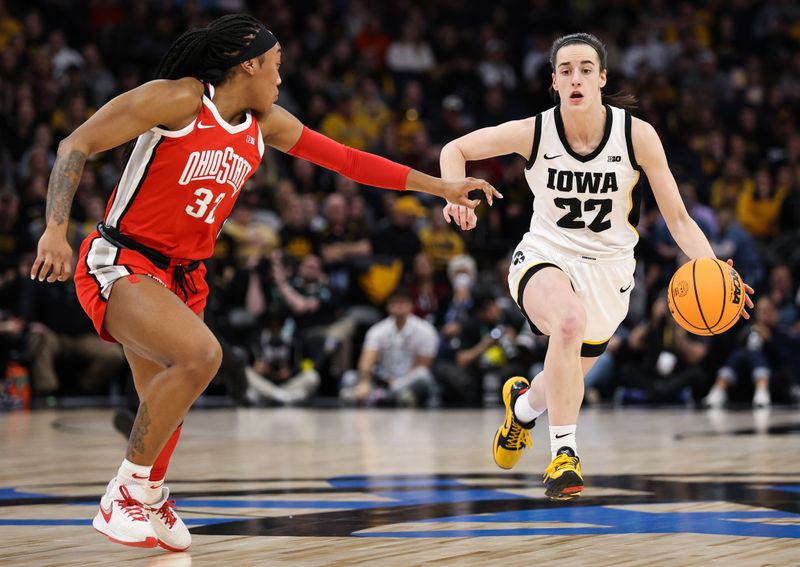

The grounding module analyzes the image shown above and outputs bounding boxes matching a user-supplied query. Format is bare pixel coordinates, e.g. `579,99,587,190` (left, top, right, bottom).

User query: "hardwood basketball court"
2,407,799,565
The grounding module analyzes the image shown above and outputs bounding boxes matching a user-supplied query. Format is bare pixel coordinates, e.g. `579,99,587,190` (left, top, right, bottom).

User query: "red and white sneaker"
147,487,191,552
92,478,158,548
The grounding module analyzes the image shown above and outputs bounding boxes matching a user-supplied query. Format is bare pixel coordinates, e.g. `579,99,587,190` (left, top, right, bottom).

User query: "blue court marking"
174,488,524,509
0,488,53,500
769,485,800,494
355,505,800,539
0,518,247,526
328,476,463,489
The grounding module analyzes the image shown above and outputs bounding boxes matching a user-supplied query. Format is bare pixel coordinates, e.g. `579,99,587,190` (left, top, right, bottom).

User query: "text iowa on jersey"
546,168,619,194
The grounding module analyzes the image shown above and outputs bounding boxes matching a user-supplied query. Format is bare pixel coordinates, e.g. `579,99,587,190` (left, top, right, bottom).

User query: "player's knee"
554,308,586,343
184,339,223,388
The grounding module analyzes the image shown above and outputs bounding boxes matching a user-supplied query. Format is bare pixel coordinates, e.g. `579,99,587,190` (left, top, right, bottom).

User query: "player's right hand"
31,228,73,283
443,202,478,231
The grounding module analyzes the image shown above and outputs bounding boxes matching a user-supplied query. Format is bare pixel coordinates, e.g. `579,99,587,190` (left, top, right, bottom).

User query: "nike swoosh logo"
554,432,572,439
131,473,150,479
544,153,562,160
620,283,632,293
100,503,113,523
197,122,215,129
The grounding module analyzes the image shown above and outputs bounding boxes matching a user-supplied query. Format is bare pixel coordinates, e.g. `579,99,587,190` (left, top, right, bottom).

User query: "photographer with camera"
452,293,524,406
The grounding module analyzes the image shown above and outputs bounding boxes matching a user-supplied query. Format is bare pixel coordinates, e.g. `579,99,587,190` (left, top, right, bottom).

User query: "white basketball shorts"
507,238,635,357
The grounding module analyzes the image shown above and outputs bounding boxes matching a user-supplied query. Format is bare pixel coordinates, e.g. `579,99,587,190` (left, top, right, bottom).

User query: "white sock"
549,425,577,459
514,390,545,424
117,459,152,489
144,479,164,505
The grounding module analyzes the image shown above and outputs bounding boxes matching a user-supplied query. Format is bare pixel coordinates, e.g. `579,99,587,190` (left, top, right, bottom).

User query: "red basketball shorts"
74,231,209,343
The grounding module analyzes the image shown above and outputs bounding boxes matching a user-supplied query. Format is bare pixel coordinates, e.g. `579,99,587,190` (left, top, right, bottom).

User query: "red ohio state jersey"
104,83,264,259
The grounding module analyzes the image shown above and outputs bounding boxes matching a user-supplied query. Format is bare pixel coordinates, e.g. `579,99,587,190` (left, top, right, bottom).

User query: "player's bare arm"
633,117,754,315
632,117,715,260
440,117,535,230
258,104,501,208
32,79,204,282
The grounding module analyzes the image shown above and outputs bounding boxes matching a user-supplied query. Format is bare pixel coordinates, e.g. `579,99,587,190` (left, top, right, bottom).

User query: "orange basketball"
667,258,745,336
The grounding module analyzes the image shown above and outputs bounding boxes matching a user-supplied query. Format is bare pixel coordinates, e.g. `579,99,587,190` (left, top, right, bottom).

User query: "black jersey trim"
554,103,613,163
624,110,639,169
525,113,543,170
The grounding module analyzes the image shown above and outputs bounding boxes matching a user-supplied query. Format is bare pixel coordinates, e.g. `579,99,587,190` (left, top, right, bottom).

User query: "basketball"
667,258,745,335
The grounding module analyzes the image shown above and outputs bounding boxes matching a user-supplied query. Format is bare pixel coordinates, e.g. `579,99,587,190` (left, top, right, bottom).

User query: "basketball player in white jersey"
439,33,754,500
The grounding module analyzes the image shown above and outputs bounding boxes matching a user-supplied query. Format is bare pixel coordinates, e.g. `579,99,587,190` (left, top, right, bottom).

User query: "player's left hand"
726,258,754,319
441,177,502,208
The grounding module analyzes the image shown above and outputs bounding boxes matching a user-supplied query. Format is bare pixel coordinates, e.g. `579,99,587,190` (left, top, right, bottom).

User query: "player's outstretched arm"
31,79,203,282
634,117,754,317
260,104,501,208
440,117,535,230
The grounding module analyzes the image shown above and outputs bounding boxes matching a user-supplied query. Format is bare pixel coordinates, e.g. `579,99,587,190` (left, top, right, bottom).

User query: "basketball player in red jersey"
439,33,753,500
31,15,500,551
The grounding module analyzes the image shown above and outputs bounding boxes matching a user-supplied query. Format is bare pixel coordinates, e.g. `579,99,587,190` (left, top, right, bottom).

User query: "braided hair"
154,14,266,83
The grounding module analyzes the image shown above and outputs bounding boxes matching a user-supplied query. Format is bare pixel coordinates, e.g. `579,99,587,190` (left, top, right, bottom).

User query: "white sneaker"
753,387,771,408
92,478,158,548
147,487,191,552
702,386,727,409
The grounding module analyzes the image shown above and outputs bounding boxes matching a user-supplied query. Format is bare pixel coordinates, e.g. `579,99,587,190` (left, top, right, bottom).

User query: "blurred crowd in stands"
1,0,799,410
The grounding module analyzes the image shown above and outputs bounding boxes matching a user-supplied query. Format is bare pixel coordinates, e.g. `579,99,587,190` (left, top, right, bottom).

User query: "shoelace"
154,499,178,529
506,420,530,450
544,453,579,479
116,485,148,522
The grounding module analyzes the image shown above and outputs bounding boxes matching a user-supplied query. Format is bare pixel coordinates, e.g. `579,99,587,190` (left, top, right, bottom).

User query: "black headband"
223,27,278,67
551,37,605,69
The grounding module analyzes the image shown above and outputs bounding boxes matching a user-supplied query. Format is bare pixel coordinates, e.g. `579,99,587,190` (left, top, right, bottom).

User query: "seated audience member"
245,311,320,406
341,289,439,407
615,298,710,405
703,296,797,408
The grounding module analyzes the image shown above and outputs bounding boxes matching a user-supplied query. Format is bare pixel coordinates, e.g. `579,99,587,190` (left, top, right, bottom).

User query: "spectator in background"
418,206,464,274
703,296,796,408
318,192,371,296
341,288,439,407
710,158,753,210
386,19,436,78
279,196,320,261
477,40,517,91
712,206,763,290
244,310,320,406
616,298,711,406
737,166,788,241
766,264,799,330
453,293,523,406
22,277,125,395
223,199,280,266
320,91,369,151
407,252,449,325
370,195,424,274
271,252,354,379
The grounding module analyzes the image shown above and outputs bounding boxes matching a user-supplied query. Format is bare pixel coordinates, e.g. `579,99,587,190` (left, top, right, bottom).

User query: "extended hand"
31,229,73,282
442,202,477,231
441,177,502,208
726,259,755,319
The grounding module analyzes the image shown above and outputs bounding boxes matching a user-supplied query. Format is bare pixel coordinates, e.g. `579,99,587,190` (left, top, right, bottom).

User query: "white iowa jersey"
523,104,641,260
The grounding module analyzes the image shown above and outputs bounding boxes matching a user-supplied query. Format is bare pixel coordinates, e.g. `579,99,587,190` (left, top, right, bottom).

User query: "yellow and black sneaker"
543,447,584,500
492,377,536,470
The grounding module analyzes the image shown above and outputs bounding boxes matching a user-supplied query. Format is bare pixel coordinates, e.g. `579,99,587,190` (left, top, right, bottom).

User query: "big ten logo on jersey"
546,168,618,194
178,147,253,196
